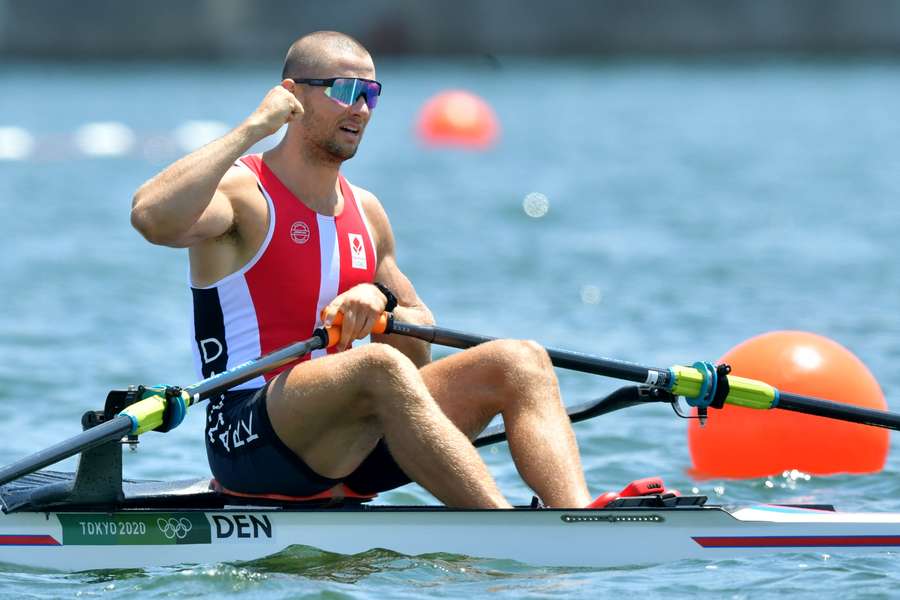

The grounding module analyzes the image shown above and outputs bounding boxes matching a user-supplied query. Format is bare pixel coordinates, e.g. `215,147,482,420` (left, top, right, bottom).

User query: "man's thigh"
265,347,383,479
266,341,514,480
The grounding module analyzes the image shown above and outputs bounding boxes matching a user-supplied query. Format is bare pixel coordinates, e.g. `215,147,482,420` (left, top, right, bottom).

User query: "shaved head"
282,31,372,80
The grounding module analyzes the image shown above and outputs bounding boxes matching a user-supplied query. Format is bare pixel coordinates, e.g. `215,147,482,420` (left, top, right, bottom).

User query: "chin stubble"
323,137,357,161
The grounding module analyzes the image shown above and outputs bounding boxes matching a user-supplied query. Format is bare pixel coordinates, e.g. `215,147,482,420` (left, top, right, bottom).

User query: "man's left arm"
372,254,433,367
361,190,434,367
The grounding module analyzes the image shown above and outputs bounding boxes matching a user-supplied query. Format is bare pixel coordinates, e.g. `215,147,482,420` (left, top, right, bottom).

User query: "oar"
0,320,362,487
474,385,671,447
381,317,900,432
3,310,895,487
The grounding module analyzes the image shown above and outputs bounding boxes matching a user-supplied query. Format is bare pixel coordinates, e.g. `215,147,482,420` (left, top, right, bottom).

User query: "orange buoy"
688,331,888,478
416,90,499,149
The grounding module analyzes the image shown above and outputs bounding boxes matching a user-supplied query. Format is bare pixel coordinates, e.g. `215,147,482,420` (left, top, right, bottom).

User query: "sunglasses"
292,77,382,110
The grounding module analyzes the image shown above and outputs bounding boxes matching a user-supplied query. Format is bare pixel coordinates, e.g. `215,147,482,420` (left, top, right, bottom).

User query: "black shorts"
205,384,412,497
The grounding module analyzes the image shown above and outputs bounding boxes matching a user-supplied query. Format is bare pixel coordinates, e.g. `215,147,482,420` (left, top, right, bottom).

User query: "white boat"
3,319,900,571
3,469,900,571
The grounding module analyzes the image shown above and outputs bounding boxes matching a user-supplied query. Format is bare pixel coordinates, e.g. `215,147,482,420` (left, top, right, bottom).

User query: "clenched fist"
244,85,304,138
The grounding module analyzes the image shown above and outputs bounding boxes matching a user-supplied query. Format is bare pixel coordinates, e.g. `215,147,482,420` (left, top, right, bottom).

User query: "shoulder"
219,163,269,221
218,162,260,204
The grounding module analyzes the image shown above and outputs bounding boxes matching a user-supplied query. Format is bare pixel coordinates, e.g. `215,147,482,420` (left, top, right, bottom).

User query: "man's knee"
272,343,418,418
474,339,555,403
356,343,418,378
483,338,552,374
354,343,423,403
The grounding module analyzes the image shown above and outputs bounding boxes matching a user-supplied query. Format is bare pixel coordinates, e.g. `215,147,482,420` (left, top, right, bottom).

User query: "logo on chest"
348,233,367,269
290,221,310,244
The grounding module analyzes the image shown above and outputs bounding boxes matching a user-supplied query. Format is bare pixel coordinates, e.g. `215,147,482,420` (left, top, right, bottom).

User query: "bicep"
169,190,236,248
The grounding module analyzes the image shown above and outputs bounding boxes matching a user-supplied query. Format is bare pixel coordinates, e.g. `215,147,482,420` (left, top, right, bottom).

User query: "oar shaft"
387,318,900,433
778,392,900,431
0,416,133,487
389,321,663,385
187,334,326,400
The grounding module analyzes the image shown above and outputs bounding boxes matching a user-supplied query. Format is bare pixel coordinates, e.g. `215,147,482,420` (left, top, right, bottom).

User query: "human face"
293,57,377,162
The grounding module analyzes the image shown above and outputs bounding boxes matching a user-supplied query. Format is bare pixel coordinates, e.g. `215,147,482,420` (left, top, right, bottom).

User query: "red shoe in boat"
586,476,679,509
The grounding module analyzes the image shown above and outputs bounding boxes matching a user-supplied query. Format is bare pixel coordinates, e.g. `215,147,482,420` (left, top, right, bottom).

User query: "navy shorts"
205,384,411,497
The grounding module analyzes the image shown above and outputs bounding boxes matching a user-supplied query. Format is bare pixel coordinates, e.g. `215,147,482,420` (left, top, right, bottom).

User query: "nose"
349,95,370,116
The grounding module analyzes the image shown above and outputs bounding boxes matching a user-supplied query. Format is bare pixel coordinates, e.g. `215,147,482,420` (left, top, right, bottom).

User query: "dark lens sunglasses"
292,77,382,110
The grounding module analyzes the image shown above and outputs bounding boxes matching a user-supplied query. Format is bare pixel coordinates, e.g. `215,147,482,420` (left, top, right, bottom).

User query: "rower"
130,30,595,509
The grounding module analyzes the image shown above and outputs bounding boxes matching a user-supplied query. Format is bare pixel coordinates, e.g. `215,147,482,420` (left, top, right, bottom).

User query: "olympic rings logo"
157,517,193,540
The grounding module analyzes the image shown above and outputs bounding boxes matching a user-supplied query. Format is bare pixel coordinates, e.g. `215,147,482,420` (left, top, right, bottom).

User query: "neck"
264,136,343,216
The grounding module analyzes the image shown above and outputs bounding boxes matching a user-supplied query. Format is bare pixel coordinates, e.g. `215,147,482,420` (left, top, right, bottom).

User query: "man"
131,31,592,508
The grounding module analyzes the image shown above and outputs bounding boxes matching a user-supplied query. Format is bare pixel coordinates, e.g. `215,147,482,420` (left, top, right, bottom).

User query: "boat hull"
3,504,900,571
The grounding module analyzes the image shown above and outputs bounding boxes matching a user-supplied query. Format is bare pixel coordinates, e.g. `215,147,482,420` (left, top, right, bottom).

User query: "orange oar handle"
323,312,391,348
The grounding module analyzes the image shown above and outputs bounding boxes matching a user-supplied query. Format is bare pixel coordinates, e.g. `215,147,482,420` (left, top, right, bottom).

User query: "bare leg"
421,339,592,507
266,343,511,508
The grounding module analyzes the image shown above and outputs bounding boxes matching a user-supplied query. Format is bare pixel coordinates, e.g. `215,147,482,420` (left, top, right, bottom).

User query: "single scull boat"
2,316,900,571
4,471,900,570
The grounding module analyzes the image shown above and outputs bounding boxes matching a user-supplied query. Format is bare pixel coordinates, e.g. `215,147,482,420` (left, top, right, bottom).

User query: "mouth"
339,124,361,136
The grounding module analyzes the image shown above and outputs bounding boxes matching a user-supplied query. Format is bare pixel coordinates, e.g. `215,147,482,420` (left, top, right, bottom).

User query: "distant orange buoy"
688,331,888,478
416,90,499,149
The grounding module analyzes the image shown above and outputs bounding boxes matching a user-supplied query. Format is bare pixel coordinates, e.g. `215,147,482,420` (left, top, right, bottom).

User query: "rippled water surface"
1,57,900,597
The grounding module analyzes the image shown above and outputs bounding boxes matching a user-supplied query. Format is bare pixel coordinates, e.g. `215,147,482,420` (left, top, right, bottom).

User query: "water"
2,57,900,597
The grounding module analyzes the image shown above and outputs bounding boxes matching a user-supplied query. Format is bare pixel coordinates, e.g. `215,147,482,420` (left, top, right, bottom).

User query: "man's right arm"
131,84,303,248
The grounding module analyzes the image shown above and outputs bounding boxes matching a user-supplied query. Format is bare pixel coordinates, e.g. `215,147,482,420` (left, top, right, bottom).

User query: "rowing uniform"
192,154,409,497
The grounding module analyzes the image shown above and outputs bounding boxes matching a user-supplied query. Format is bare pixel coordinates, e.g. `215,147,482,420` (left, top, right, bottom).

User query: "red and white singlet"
191,154,377,388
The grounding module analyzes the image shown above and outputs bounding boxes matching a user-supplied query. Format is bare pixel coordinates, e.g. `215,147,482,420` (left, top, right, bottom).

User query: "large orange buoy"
416,90,499,149
688,331,888,478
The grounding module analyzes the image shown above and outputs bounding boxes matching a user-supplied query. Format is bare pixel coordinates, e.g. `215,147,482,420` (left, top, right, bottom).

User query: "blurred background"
5,0,900,57
2,1,900,594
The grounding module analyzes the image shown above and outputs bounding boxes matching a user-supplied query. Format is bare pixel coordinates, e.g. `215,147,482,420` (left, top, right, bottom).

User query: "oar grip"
324,312,392,348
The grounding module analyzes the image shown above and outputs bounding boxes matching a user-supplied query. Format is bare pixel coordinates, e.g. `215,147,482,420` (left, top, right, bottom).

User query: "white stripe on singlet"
216,275,265,390
350,185,378,266
311,214,341,359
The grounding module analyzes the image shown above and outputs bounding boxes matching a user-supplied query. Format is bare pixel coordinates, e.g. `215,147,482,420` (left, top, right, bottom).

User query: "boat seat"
210,479,376,507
